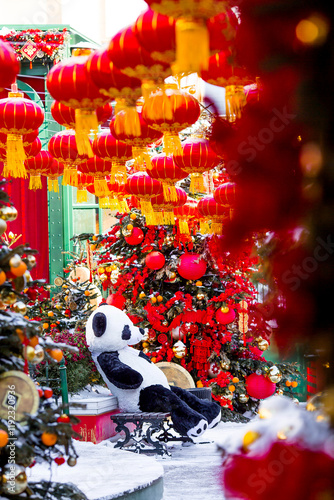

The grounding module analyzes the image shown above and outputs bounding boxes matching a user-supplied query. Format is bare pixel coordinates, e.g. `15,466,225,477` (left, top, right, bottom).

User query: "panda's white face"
86,305,146,353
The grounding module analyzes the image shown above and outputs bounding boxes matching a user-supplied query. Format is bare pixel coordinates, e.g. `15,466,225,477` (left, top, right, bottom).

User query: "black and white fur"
86,305,221,439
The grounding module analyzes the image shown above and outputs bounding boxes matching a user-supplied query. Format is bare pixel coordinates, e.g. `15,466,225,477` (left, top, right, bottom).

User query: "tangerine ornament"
245,373,276,399
177,253,207,280
216,306,236,324
41,431,58,446
142,87,201,155
145,251,166,270
0,270,7,285
124,227,144,245
48,348,63,362
0,429,9,448
0,40,20,92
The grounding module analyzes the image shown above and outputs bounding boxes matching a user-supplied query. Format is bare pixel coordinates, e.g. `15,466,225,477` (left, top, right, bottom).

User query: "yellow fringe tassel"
174,18,210,75
76,188,88,203
147,211,164,226
178,219,190,234
75,108,97,157
200,220,211,234
62,167,78,186
111,161,127,182
4,134,27,178
163,132,182,156
94,178,109,198
99,197,110,209
163,211,175,225
140,199,154,217
120,199,129,212
114,106,141,137
211,222,223,235
190,173,205,194
48,178,59,193
133,146,152,171
29,174,42,190
225,85,247,122
163,183,178,202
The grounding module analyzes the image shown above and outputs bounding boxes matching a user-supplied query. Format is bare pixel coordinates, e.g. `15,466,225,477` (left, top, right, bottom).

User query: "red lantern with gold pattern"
197,195,229,235
42,158,65,193
151,187,187,225
79,156,113,198
75,172,94,202
142,87,200,155
48,130,89,186
148,154,187,202
0,40,20,92
92,130,132,183
127,172,162,219
174,197,199,234
214,181,235,207
0,85,44,178
173,138,219,193
51,100,112,129
24,150,54,190
24,137,42,159
46,56,111,156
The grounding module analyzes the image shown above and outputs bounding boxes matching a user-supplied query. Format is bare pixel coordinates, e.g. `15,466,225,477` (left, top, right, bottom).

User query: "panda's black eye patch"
139,328,145,335
93,312,107,337
122,325,131,340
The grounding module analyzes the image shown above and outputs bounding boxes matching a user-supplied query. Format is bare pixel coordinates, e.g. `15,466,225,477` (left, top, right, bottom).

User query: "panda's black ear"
98,303,108,307
93,312,107,337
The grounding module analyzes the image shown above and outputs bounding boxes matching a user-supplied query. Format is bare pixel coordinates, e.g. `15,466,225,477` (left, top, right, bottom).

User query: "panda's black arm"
97,352,143,389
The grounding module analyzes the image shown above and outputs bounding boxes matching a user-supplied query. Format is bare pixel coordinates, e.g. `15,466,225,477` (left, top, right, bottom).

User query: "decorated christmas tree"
89,209,302,422
0,181,86,499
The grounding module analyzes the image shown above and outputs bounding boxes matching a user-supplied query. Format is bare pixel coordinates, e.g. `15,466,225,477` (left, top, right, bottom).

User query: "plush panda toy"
86,304,221,439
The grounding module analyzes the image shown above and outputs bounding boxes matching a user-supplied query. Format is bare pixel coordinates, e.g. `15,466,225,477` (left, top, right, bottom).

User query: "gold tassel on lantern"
75,108,97,157
99,197,110,209
114,106,141,137
119,199,129,212
62,167,78,186
111,161,127,182
4,134,27,178
94,177,109,198
162,184,178,202
133,147,152,171
225,85,247,122
200,220,211,234
76,188,88,203
211,221,223,235
147,211,164,226
178,219,190,234
163,132,182,156
174,19,210,75
163,211,175,225
190,172,205,194
48,178,59,193
29,174,42,190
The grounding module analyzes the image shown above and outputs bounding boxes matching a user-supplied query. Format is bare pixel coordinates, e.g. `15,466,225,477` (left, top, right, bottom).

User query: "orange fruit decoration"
0,429,9,447
10,261,28,277
48,348,63,362
0,270,6,285
41,431,58,446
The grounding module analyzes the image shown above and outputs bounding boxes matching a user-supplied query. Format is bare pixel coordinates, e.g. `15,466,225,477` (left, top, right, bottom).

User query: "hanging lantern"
42,158,65,193
24,150,54,190
92,130,132,183
173,138,219,194
151,186,187,225
0,40,20,92
51,100,112,129
142,87,201,155
79,156,113,198
197,195,229,235
127,172,162,220
177,253,207,280
201,50,252,121
148,154,187,201
46,56,111,156
76,172,94,202
22,129,39,146
110,110,163,171
174,197,199,234
213,181,235,207
1,137,41,177
48,130,90,186
0,84,44,178
107,27,171,95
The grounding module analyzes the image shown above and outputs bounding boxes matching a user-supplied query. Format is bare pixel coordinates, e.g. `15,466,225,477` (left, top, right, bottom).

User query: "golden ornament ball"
12,301,27,315
67,456,77,467
99,274,108,282
0,205,18,221
9,254,22,268
268,365,282,383
0,218,7,236
257,338,269,351
1,464,27,495
31,345,45,365
25,255,37,268
1,290,18,305
220,359,231,370
242,431,260,452
24,346,36,362
196,293,205,300
221,306,229,313
239,394,249,403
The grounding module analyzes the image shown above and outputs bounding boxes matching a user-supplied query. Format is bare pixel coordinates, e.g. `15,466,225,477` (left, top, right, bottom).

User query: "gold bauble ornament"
25,255,37,268
221,306,229,313
239,394,249,403
196,293,205,300
220,357,231,370
1,290,18,305
24,346,36,362
99,274,108,282
172,340,186,359
257,337,269,351
1,464,27,495
0,218,7,235
242,430,261,452
9,254,22,268
268,365,282,383
67,456,77,467
0,205,18,221
12,301,27,315
31,345,45,365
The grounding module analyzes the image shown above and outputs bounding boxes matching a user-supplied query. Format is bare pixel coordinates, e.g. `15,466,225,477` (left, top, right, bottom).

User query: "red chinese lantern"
0,40,20,92
177,253,207,280
142,87,200,155
173,138,219,193
42,158,65,193
0,85,44,178
48,130,89,186
201,50,252,121
46,56,111,156
125,227,145,245
197,195,229,235
126,172,163,219
51,100,112,129
92,130,132,183
76,172,94,202
148,154,187,201
174,197,199,234
22,129,39,146
245,373,276,399
79,156,113,197
216,306,236,325
151,187,187,225
24,150,54,190
145,251,166,270
24,137,42,159
214,182,236,206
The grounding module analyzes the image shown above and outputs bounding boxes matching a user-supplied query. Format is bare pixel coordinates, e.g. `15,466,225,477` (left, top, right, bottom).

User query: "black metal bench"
111,412,192,456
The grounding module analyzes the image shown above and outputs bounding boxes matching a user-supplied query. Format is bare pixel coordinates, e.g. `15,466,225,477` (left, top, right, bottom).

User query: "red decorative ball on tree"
245,373,276,399
124,227,144,246
145,251,166,270
216,306,236,325
177,253,207,280
106,293,126,310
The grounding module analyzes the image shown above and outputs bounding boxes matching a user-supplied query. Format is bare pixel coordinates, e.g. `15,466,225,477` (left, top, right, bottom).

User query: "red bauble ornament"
57,414,70,423
177,253,207,280
245,373,276,399
124,227,144,245
106,293,126,310
145,251,166,270
216,306,236,325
